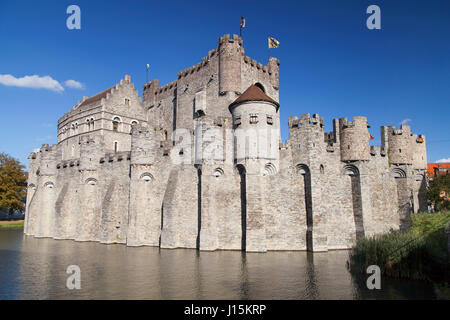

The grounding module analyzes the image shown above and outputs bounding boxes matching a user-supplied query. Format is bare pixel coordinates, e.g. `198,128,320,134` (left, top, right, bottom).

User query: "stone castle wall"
24,34,428,252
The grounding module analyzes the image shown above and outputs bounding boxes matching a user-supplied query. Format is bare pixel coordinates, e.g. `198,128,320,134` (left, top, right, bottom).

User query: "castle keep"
24,34,428,252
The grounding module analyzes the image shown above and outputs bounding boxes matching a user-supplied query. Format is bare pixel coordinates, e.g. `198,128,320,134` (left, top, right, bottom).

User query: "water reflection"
0,230,436,300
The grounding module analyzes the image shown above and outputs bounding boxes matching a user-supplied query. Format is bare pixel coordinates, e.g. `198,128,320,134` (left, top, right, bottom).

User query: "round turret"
339,116,370,161
218,34,243,95
229,85,279,162
411,134,427,169
268,57,280,90
387,125,413,165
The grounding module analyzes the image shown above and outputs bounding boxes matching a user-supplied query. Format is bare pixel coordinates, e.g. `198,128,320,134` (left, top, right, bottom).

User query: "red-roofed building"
427,163,450,177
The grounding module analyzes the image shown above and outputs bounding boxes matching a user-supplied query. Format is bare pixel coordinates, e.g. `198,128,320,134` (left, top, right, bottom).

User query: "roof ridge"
229,85,279,111
78,85,115,108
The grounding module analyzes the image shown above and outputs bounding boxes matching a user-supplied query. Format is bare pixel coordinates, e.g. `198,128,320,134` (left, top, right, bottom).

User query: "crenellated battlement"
339,116,370,131
369,145,387,157
56,159,80,169
217,34,243,47
288,113,324,129
243,56,269,73
99,151,131,164
28,152,38,160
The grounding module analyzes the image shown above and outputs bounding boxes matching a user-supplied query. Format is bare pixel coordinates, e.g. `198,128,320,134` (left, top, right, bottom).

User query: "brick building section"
427,163,450,177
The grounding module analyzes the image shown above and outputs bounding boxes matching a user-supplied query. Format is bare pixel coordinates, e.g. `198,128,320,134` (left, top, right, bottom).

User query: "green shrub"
410,211,450,236
348,211,449,283
425,174,450,211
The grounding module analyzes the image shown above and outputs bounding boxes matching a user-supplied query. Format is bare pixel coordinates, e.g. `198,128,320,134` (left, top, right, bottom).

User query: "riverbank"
0,220,24,229
348,211,449,297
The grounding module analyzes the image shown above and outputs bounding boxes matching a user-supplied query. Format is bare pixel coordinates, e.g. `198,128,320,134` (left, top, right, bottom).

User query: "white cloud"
0,74,64,92
64,79,84,89
436,158,450,163
400,118,412,126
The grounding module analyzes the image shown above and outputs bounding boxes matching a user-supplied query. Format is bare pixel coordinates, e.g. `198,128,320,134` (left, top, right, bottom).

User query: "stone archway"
343,164,365,240
237,164,247,251
391,167,410,229
297,164,313,251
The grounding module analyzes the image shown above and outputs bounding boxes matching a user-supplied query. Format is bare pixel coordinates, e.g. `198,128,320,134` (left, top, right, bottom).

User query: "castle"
24,34,428,252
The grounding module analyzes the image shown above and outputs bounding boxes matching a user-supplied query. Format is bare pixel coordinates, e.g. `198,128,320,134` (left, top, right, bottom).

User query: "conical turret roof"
229,85,279,111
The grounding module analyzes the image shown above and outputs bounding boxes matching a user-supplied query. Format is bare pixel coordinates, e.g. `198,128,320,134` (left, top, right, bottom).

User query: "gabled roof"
77,86,115,108
229,85,279,111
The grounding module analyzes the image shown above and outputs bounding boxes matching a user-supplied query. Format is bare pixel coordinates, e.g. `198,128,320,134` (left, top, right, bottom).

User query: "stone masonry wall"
25,34,427,252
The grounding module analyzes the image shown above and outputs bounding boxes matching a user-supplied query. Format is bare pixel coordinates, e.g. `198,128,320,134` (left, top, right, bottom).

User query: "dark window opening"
255,82,265,93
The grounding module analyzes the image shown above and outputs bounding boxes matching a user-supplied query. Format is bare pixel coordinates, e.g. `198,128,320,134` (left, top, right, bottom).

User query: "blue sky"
0,0,449,167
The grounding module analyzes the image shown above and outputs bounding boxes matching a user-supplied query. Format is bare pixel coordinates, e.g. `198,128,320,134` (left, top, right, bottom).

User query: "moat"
0,229,436,299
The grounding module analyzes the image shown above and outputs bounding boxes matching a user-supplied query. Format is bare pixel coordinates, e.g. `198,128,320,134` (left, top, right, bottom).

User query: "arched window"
86,178,97,185
113,117,121,132
391,168,406,178
130,120,138,133
90,118,94,130
44,181,54,189
263,163,277,176
255,82,265,93
213,168,224,177
114,141,118,153
343,164,359,176
140,172,154,182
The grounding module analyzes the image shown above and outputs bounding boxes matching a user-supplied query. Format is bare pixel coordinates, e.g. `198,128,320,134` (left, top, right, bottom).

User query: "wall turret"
39,144,59,176
79,135,103,171
230,85,280,164
382,125,413,165
268,57,280,90
142,79,159,109
218,34,243,95
339,116,370,161
411,134,426,169
130,123,159,165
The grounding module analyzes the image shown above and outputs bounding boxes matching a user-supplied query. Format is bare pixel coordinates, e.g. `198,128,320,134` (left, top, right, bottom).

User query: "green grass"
0,220,24,229
348,211,449,284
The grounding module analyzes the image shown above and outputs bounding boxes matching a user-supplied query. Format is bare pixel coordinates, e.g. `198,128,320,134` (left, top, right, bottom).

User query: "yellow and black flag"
268,37,279,48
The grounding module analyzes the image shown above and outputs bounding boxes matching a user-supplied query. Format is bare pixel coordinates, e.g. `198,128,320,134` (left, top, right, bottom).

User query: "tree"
0,153,28,213
426,174,450,212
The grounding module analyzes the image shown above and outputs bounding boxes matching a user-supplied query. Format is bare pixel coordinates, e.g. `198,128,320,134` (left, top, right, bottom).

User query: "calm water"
0,229,436,299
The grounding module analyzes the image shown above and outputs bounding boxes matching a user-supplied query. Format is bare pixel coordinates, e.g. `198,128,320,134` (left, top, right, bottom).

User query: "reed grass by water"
348,211,449,284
